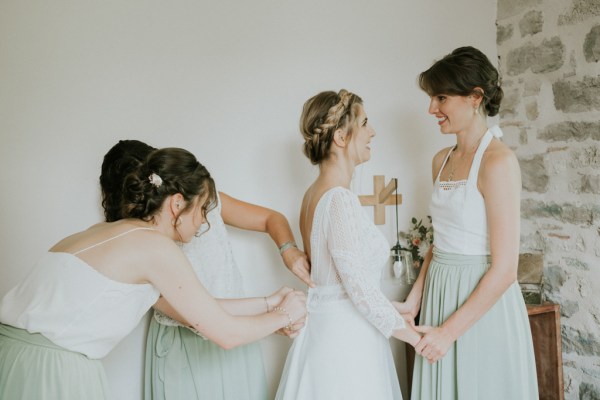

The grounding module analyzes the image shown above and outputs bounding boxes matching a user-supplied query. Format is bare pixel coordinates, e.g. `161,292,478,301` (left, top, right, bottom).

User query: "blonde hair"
300,89,363,165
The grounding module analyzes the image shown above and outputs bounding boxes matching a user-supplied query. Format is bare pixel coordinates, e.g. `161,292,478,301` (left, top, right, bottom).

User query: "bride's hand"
392,323,422,347
400,312,416,328
392,300,419,321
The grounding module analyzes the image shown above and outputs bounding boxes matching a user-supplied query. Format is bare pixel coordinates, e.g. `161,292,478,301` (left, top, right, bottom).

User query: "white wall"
0,1,497,398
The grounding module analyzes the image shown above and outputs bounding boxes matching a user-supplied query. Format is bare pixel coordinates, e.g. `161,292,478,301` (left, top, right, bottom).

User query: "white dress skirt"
276,296,402,399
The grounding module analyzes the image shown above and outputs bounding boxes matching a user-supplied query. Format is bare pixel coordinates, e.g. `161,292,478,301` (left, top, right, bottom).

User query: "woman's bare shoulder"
431,146,454,181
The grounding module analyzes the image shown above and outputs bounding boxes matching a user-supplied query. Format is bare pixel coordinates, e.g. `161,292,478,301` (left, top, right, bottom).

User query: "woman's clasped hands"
393,300,455,364
413,325,455,364
269,287,307,339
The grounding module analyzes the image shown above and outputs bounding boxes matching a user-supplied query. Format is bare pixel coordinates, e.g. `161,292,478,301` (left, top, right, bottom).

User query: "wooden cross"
359,175,402,225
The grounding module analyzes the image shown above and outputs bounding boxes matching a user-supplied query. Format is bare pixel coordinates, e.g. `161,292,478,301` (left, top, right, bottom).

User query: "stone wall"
497,0,600,398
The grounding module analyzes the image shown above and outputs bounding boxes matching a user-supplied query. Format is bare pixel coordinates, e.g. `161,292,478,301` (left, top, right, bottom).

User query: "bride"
276,89,421,399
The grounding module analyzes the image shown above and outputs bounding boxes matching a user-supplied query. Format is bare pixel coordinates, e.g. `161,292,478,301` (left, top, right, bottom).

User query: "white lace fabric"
438,179,467,191
153,192,245,338
308,187,405,338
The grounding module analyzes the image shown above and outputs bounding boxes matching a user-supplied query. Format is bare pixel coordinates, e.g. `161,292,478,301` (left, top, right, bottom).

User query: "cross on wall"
358,175,401,225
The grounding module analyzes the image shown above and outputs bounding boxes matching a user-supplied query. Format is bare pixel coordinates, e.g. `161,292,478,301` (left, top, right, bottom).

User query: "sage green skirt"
0,323,110,400
411,250,538,400
144,317,268,400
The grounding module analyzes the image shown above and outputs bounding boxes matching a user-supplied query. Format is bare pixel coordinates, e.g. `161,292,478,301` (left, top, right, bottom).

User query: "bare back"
299,183,341,261
50,220,171,285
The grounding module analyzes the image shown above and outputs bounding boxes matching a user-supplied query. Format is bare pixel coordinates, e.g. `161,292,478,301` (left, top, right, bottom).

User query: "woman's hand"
282,247,315,288
277,290,307,324
392,300,419,322
275,289,308,337
414,325,455,363
276,316,307,338
392,323,422,347
266,287,293,312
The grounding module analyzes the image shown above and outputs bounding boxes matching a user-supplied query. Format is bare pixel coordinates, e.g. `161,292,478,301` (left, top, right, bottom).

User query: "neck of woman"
318,156,355,189
454,119,489,156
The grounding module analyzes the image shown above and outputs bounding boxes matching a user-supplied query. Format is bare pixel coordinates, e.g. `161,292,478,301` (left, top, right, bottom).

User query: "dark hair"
100,140,157,222
418,46,503,117
300,89,363,164
121,148,217,235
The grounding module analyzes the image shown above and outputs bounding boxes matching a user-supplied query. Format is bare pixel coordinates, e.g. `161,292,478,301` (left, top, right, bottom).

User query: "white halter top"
429,126,503,255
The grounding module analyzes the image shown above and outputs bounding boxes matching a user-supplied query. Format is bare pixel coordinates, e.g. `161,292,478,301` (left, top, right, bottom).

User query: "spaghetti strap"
73,227,155,255
435,146,456,182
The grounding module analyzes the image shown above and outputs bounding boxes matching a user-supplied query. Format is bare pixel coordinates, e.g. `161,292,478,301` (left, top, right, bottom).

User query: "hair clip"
148,173,163,188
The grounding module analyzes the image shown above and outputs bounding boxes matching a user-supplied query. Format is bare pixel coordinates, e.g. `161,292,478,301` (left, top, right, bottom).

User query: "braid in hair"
300,89,363,164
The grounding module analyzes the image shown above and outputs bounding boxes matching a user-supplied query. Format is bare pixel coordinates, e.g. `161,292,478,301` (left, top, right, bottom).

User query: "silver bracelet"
263,296,270,313
278,241,297,255
272,306,293,330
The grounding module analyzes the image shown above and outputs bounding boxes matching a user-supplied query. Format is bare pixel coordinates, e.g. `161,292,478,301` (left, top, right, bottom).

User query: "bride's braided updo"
300,89,363,165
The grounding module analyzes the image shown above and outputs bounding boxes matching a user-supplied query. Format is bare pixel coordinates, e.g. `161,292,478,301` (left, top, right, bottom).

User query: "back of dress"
276,186,405,399
308,186,404,338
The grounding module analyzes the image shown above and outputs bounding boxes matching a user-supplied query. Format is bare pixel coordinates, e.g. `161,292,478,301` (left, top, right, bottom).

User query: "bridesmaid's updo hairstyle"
300,89,363,165
122,148,217,227
100,140,156,222
418,46,503,117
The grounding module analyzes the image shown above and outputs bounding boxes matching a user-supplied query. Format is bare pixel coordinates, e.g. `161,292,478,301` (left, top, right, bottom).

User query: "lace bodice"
307,187,405,338
154,192,245,335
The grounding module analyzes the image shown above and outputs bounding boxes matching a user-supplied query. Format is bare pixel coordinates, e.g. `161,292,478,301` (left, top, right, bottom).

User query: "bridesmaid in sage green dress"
0,147,307,400
395,47,538,400
100,140,312,400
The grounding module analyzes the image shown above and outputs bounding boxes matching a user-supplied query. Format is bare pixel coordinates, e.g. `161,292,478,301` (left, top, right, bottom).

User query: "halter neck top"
429,126,503,255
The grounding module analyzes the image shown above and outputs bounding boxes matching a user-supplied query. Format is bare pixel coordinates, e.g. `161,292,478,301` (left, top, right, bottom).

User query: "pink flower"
412,238,421,246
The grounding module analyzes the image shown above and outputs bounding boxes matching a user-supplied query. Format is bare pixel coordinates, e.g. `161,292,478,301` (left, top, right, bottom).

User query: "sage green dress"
411,127,538,400
144,193,268,400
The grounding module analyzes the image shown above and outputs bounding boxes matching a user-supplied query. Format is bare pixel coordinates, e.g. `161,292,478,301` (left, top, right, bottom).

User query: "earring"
473,107,478,115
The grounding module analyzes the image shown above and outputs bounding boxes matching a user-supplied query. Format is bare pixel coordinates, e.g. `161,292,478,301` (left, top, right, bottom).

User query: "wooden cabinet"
405,303,564,399
527,303,564,400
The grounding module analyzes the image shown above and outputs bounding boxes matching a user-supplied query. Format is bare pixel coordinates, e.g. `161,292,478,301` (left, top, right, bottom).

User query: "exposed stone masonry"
497,1,600,398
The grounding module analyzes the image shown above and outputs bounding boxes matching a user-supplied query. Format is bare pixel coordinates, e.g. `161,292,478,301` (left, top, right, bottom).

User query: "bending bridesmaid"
396,47,538,399
0,147,306,400
100,140,312,400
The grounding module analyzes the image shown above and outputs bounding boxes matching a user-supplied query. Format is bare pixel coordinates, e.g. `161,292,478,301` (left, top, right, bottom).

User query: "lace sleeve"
325,190,405,338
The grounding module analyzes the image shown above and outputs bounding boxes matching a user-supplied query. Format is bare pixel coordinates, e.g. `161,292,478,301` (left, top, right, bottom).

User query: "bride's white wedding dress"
276,187,405,400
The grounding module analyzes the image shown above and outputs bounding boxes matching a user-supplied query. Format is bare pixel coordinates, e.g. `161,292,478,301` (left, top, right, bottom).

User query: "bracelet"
278,241,297,255
263,296,270,313
272,306,293,330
